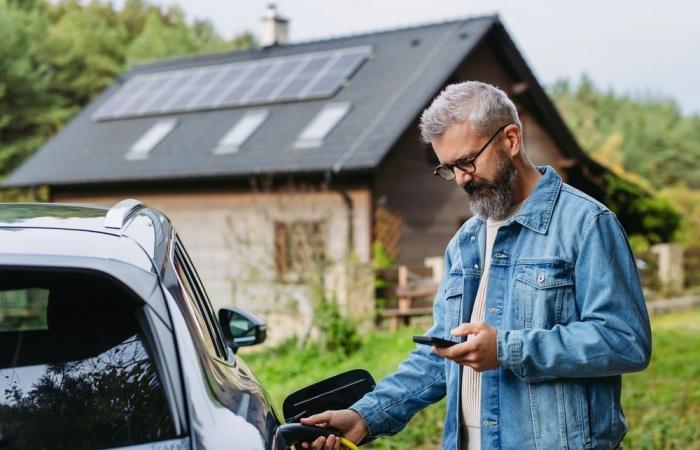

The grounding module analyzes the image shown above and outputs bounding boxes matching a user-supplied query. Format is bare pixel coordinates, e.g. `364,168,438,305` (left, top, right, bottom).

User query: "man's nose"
454,167,472,187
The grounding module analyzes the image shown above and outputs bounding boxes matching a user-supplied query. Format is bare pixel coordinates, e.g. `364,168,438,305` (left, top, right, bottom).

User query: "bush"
315,293,362,356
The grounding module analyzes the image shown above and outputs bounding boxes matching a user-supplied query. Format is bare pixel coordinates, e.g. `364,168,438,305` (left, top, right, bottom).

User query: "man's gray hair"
419,81,522,144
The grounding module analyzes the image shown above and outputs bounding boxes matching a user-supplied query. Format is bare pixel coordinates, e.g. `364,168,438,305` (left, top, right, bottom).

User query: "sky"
135,0,699,115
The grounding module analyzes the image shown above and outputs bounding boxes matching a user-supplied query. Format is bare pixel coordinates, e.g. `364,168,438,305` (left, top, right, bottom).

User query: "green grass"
243,309,700,449
622,309,700,449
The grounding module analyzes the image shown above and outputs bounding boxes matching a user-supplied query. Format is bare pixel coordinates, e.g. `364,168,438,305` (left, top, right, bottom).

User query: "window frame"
173,239,228,359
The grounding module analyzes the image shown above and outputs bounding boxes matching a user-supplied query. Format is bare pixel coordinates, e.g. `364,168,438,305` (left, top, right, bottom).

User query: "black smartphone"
412,335,457,348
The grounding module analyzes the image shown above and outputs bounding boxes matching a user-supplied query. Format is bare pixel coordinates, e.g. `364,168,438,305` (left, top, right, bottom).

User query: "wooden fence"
684,246,700,288
375,265,438,330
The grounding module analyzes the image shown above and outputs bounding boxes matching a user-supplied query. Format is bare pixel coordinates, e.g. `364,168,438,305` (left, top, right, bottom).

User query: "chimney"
260,4,289,46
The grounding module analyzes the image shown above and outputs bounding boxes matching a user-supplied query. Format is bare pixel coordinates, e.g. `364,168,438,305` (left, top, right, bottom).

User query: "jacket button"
537,274,545,283
470,236,475,241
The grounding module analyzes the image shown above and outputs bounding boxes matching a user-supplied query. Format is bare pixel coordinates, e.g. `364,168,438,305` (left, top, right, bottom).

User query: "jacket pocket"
514,259,574,329
528,379,593,449
442,274,463,339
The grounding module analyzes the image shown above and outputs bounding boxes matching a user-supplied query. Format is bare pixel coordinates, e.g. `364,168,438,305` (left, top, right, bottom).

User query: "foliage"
550,75,700,190
371,240,395,321
314,288,362,356
549,75,700,243
658,185,700,246
0,0,256,194
602,173,681,245
372,240,394,270
245,309,700,449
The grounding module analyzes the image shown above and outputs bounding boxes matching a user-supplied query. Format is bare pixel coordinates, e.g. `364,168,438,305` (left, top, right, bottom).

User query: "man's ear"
504,125,521,158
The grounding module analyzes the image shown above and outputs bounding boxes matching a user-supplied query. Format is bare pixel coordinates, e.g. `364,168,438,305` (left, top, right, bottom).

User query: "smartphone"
412,335,457,348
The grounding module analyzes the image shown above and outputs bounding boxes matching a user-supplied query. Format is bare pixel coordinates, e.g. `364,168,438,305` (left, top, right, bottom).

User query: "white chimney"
260,4,289,46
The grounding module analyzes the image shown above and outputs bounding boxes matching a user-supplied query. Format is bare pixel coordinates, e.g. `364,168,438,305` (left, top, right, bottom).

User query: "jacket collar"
463,166,562,235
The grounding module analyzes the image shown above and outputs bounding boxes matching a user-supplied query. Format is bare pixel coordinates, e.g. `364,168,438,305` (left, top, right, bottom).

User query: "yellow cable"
338,437,360,450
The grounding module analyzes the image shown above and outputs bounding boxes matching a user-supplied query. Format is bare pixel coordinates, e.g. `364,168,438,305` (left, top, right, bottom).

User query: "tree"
0,0,256,185
550,75,700,190
549,75,699,244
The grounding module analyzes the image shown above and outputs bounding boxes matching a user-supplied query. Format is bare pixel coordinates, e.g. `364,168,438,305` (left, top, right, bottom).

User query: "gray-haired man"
301,81,651,450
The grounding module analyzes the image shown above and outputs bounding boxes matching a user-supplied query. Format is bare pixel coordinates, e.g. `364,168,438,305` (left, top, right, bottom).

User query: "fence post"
651,243,685,293
424,256,444,284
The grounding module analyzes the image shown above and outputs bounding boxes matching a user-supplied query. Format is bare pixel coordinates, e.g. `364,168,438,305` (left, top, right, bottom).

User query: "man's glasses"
433,124,509,181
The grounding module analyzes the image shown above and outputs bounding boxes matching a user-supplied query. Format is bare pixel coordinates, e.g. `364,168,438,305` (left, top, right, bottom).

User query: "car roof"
0,202,114,233
0,200,173,273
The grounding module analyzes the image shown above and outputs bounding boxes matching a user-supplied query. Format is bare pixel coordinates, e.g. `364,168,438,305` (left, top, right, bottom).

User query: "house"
4,12,609,341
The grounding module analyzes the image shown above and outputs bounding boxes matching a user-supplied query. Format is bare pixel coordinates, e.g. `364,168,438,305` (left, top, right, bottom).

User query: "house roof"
4,15,603,189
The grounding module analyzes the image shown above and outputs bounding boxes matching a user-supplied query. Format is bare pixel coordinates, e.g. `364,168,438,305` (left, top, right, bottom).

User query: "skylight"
293,102,351,149
125,119,177,161
213,110,269,154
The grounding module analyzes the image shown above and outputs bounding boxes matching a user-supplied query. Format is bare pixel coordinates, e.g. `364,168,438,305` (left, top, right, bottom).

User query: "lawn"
243,308,700,449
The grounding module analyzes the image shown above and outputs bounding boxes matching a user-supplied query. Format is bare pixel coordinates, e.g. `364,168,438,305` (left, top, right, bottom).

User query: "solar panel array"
93,46,372,121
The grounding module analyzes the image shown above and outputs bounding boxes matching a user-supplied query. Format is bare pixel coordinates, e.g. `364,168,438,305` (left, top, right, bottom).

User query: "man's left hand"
432,322,499,372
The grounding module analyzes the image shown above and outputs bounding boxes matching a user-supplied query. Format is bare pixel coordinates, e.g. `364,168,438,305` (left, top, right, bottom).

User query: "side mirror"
218,306,267,350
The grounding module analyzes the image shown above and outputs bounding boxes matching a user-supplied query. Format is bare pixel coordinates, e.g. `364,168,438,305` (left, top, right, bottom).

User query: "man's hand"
299,409,368,450
432,322,499,372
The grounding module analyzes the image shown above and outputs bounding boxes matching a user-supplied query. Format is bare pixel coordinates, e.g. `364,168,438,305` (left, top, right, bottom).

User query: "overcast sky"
138,0,699,115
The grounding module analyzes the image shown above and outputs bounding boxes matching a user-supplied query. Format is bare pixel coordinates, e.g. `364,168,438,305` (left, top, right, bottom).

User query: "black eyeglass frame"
432,124,510,181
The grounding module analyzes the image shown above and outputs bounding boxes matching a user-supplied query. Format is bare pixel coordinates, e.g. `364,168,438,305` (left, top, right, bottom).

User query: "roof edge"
126,15,499,76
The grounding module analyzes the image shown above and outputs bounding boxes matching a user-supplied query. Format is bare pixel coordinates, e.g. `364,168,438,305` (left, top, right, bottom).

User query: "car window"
0,272,178,450
173,242,227,358
177,242,227,349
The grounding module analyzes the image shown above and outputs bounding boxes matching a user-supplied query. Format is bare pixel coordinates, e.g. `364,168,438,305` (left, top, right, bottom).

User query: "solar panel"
93,46,372,121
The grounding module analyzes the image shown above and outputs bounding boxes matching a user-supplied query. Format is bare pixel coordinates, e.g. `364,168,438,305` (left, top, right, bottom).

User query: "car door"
169,236,279,448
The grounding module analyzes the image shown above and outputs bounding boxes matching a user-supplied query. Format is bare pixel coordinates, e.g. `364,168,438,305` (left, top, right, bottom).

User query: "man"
301,81,651,449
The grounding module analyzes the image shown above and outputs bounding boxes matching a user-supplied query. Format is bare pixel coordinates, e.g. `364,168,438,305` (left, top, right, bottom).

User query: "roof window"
213,110,269,154
293,102,351,149
125,119,177,161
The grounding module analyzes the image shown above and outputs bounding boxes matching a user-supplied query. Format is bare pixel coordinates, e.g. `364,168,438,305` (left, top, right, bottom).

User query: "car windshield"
0,270,177,450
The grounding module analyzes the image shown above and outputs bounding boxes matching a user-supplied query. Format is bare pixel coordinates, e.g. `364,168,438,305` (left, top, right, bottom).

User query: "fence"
375,264,438,330
684,246,700,288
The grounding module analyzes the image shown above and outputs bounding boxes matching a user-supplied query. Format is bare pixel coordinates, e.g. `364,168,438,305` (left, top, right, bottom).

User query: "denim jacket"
351,166,652,449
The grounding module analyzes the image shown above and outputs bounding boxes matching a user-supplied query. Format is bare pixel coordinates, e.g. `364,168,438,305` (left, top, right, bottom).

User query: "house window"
213,110,269,154
125,119,177,161
274,221,327,280
293,102,351,149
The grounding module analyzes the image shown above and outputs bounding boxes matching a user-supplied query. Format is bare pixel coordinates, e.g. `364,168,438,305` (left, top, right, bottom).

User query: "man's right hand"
299,409,368,450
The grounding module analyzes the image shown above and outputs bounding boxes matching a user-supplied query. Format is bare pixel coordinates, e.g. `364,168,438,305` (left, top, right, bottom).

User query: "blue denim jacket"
351,166,652,449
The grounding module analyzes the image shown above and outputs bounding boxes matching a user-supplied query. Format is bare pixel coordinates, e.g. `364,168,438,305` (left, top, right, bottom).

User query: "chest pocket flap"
443,274,463,298
515,260,574,289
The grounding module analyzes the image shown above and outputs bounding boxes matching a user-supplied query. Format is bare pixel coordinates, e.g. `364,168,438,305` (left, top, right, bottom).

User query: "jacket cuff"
349,395,388,440
497,329,524,378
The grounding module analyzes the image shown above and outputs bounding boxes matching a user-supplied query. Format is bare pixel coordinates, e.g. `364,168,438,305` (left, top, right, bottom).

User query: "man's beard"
463,149,518,220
